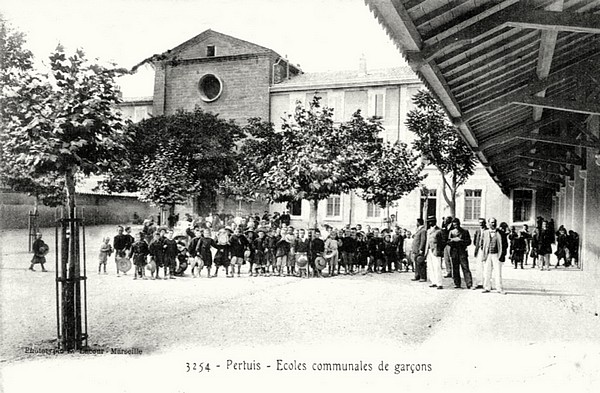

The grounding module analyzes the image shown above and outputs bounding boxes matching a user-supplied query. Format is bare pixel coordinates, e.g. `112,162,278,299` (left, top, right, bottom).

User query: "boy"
295,229,309,278
30,232,49,272
275,232,290,277
229,227,249,277
162,230,178,279
212,228,231,277
253,229,268,276
98,236,113,274
148,232,164,279
197,229,215,278
131,232,149,280
113,226,129,276
285,227,296,276
309,230,325,278
188,227,203,278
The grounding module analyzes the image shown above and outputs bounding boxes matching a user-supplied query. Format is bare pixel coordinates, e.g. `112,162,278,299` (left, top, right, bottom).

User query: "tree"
406,90,476,217
0,16,65,210
358,140,426,225
1,43,129,350
104,108,242,215
239,98,381,228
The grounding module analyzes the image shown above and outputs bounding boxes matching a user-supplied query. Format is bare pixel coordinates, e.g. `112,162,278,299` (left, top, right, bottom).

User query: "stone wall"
0,192,156,229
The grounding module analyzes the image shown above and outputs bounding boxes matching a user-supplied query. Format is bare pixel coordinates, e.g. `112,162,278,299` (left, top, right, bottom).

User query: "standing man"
472,218,487,290
521,224,532,265
425,217,445,289
537,220,555,271
448,218,473,289
410,218,428,282
480,217,505,294
441,217,453,278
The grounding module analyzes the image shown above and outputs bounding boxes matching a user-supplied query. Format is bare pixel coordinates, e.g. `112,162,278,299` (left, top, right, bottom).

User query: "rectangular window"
367,202,381,218
513,189,533,222
374,93,384,118
464,189,482,221
206,45,215,57
326,196,341,217
328,92,344,122
369,90,385,119
288,200,302,216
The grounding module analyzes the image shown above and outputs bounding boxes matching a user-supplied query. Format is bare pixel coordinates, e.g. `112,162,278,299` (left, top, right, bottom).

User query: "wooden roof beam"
515,95,600,116
518,152,582,166
516,132,598,148
532,0,563,126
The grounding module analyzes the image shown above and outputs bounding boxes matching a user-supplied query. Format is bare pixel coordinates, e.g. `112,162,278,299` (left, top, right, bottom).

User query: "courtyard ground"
1,225,599,393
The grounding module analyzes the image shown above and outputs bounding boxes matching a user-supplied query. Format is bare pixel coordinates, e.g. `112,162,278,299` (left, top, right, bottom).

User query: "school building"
121,28,553,231
364,0,600,308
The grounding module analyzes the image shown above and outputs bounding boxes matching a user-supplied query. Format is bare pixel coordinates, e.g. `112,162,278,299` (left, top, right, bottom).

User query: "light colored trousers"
427,252,443,287
483,253,503,291
474,252,484,287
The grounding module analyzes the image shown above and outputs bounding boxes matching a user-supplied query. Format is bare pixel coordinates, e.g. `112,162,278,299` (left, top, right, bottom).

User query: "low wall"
0,192,157,229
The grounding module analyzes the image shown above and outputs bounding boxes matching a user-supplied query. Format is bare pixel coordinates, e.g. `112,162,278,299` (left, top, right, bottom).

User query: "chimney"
359,54,367,75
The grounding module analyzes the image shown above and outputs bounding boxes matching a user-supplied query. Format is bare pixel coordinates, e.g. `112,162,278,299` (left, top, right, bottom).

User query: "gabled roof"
133,29,288,71
270,67,419,92
168,29,274,57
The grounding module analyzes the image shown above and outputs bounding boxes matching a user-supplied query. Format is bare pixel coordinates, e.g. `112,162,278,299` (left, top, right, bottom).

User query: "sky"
1,0,407,97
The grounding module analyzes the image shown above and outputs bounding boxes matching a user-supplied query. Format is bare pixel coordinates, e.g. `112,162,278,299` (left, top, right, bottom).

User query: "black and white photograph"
1,0,599,392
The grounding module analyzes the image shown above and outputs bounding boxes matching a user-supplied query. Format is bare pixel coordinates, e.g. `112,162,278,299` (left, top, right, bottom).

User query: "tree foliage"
1,37,129,217
358,141,426,208
0,16,65,207
236,97,423,227
104,108,242,209
406,90,476,216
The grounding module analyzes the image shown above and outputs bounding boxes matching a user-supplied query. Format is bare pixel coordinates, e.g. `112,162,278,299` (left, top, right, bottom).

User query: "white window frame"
368,89,386,119
327,91,345,122
326,195,342,218
464,189,482,223
366,202,382,218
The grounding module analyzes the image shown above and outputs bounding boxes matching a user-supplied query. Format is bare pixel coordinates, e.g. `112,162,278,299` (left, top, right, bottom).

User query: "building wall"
153,54,277,125
268,83,511,233
0,192,156,229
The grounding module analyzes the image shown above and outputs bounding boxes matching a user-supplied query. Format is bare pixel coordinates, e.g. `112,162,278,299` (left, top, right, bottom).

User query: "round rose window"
198,74,223,102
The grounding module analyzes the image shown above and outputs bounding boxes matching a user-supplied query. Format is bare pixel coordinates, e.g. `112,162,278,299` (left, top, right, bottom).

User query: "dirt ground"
1,225,599,393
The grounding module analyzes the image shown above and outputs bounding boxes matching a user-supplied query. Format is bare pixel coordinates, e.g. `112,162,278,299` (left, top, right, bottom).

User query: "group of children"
99,223,413,280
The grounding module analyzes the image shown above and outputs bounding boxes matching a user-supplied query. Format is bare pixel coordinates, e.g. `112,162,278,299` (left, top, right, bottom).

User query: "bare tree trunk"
61,167,82,350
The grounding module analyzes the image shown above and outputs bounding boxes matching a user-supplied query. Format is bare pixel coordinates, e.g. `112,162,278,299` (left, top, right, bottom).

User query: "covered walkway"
365,0,600,311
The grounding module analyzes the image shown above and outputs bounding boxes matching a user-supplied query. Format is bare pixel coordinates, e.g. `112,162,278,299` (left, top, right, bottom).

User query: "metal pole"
81,207,88,347
55,218,61,348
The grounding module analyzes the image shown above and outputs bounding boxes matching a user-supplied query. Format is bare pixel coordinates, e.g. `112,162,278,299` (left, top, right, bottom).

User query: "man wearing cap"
448,218,473,289
425,217,446,289
410,218,427,282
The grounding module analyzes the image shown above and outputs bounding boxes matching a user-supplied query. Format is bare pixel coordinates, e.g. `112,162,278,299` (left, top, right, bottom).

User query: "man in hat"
448,218,473,289
410,218,427,282
425,217,446,289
